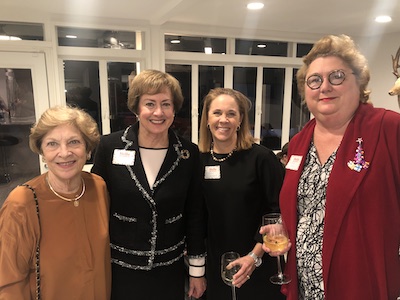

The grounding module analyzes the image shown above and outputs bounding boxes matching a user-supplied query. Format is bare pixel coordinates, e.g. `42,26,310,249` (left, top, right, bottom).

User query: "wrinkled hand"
259,225,292,256
230,255,256,288
188,276,206,299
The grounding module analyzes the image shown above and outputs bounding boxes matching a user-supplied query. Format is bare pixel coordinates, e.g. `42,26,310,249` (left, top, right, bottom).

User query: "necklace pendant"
74,200,79,207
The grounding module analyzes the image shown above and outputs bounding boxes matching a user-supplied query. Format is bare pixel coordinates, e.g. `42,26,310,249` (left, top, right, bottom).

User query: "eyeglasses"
306,69,351,90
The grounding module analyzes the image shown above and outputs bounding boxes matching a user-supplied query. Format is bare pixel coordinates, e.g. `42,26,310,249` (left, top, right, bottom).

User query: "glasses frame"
306,69,350,90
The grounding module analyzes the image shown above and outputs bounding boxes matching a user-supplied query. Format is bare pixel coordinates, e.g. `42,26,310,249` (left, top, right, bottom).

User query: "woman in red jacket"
261,34,400,299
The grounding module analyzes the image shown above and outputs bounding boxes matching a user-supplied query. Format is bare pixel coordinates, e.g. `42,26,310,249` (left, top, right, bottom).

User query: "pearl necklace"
46,176,85,207
210,143,236,162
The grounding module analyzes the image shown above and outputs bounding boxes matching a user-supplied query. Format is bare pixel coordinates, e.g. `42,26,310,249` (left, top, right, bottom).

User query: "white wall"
358,33,400,113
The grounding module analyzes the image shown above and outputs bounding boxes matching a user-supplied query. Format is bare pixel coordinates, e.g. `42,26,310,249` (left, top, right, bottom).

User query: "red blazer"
280,103,400,300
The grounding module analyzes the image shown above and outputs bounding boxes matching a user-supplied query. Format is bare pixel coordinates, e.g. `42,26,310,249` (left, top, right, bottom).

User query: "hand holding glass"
262,213,291,285
221,251,241,300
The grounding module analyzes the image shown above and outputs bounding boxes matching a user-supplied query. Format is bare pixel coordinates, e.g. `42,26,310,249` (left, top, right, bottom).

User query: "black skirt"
111,258,185,300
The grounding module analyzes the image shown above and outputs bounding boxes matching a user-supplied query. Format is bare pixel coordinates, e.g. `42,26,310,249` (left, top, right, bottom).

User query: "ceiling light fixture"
375,15,392,23
66,35,77,39
257,44,267,48
204,46,213,54
247,2,264,10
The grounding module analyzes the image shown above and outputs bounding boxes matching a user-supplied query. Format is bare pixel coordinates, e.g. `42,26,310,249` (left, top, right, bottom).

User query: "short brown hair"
127,69,184,115
29,105,100,154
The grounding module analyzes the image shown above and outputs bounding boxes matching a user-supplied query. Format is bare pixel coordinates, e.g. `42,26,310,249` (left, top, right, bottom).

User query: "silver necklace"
46,175,85,207
210,143,236,162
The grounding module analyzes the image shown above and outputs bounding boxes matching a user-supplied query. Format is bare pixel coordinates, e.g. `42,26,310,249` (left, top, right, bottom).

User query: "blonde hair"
29,105,100,154
127,69,184,115
296,34,371,103
199,88,254,152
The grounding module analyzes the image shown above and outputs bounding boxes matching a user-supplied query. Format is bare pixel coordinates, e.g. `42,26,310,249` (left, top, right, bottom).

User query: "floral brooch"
181,149,190,159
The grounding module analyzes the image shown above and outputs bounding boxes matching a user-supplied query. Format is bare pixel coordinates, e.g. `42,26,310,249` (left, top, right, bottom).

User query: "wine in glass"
262,213,291,285
221,251,241,300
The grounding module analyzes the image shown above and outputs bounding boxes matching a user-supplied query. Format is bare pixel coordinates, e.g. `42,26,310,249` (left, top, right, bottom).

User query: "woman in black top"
92,69,206,300
198,88,285,299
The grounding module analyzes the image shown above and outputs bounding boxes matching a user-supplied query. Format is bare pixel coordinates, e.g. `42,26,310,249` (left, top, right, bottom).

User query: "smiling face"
41,123,87,184
137,89,175,140
305,56,360,125
207,94,242,147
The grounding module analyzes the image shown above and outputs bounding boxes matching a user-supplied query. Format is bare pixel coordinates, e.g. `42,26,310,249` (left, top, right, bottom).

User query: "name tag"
204,165,221,179
112,149,135,166
286,155,302,171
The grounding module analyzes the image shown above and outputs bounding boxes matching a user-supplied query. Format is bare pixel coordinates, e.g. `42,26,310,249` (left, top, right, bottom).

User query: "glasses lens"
306,75,322,89
329,70,346,85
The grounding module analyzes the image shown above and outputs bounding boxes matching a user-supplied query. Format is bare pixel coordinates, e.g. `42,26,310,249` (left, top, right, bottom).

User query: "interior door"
0,51,50,206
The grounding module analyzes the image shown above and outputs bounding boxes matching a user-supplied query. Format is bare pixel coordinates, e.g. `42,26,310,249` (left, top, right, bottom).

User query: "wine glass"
262,213,291,285
221,251,241,300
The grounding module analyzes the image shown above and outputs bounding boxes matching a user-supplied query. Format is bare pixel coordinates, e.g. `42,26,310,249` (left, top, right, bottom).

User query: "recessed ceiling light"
375,15,392,23
66,35,77,39
247,2,264,10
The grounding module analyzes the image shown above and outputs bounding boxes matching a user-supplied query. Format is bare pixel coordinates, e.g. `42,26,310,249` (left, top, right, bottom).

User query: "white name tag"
204,165,221,179
112,149,135,166
286,155,303,171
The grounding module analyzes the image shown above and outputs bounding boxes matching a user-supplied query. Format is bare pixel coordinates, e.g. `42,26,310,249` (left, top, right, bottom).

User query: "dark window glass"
64,61,102,162
290,69,310,138
0,68,39,204
198,65,224,119
0,22,43,41
165,35,226,54
297,43,313,57
260,68,285,150
165,64,192,141
233,67,257,134
235,39,288,56
108,62,136,132
58,27,138,49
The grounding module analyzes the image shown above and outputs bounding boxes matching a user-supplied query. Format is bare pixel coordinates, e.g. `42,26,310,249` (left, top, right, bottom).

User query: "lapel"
122,123,183,195
283,120,315,240
281,120,315,298
121,124,151,193
152,130,183,189
322,104,385,283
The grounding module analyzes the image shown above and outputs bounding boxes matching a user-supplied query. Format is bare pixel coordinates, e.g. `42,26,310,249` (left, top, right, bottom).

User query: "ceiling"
1,0,400,39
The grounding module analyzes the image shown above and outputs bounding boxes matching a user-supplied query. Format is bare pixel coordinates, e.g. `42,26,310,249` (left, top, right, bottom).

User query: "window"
233,66,257,132
166,64,192,141
58,27,140,49
290,69,310,138
108,62,137,132
165,35,226,54
0,21,43,41
261,68,285,150
296,43,313,57
235,39,288,56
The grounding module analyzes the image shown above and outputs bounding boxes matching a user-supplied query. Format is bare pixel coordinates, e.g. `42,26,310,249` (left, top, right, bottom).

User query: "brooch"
347,137,370,172
181,149,190,159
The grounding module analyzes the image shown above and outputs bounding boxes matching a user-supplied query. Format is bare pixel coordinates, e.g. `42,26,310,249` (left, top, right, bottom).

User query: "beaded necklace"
46,175,85,207
210,142,236,162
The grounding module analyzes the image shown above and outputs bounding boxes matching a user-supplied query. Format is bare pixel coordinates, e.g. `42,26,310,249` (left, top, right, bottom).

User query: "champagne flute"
221,251,241,300
262,213,291,285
